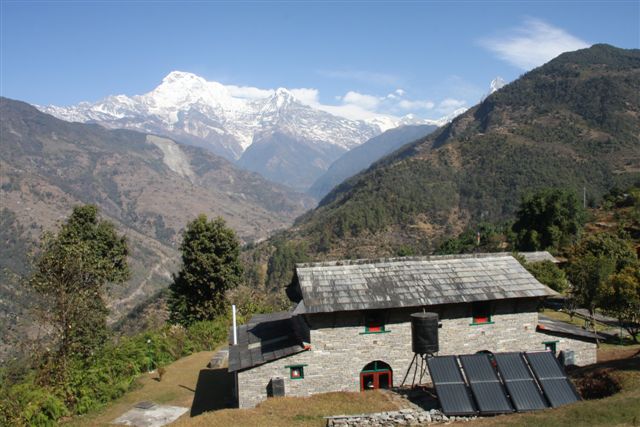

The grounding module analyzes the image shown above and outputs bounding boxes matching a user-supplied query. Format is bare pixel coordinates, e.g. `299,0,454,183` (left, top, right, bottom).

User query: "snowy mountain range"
39,71,466,190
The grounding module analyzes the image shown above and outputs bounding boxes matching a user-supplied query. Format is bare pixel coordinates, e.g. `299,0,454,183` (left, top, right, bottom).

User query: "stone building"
228,253,597,408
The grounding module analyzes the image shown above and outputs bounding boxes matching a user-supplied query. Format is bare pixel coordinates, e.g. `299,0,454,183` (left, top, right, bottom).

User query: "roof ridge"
295,252,517,269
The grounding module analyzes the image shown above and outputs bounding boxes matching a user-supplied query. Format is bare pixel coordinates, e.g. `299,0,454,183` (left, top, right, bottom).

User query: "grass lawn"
172,390,401,427
64,350,216,427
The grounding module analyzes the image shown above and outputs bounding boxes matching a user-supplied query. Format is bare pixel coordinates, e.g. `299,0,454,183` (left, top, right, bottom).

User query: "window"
543,341,558,355
470,302,493,325
363,311,388,334
360,361,393,391
286,364,306,380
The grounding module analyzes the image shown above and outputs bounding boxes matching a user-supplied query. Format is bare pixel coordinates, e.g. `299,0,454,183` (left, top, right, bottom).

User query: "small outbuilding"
228,253,596,408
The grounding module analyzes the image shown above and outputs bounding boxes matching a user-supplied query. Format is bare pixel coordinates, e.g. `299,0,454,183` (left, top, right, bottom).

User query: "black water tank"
411,312,439,354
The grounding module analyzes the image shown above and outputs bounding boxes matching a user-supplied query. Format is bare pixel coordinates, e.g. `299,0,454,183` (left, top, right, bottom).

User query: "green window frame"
285,364,307,380
543,341,559,354
470,302,494,326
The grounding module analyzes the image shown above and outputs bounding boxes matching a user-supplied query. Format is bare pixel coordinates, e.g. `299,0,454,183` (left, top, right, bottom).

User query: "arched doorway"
360,361,393,391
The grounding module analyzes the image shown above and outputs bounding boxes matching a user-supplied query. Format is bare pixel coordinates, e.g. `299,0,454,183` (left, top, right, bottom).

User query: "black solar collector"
494,353,548,412
525,352,580,408
427,356,477,416
459,354,514,414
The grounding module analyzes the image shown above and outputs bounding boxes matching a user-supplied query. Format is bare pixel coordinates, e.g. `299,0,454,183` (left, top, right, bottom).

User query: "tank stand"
400,352,435,387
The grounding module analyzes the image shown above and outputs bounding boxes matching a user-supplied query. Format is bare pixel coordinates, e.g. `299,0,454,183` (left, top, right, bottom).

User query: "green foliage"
513,188,586,252
266,239,310,291
27,205,129,383
0,318,228,426
570,232,637,272
435,223,511,254
566,253,615,316
169,215,242,325
599,266,640,342
566,232,637,317
0,378,69,427
523,260,570,293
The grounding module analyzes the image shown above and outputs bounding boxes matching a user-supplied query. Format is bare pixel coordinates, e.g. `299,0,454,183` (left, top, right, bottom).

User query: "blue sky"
1,1,639,120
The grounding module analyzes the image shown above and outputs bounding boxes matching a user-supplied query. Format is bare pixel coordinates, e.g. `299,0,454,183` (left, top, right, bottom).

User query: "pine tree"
168,215,242,325
27,205,129,382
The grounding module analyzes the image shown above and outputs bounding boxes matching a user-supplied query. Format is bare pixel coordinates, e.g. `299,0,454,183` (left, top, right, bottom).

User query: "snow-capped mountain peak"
39,72,382,161
38,71,464,166
161,70,203,84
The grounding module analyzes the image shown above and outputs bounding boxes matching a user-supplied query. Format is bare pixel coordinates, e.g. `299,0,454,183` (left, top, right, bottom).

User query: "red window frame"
471,302,492,324
364,312,386,333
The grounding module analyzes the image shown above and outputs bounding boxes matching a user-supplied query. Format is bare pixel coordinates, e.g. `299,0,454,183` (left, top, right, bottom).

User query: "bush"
0,378,68,427
1,317,229,425
575,369,622,399
524,260,570,293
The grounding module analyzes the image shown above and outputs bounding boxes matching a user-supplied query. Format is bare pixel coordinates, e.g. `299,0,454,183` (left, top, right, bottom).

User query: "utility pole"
583,186,586,209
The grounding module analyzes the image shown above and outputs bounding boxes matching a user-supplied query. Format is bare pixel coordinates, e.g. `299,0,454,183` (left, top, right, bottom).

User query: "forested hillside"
247,44,640,291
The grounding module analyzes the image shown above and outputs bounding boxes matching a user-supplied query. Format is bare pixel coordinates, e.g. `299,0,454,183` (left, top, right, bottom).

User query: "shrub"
575,369,622,399
2,317,230,424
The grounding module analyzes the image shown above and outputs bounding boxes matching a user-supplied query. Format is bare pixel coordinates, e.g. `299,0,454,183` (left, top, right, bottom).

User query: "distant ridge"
308,124,437,199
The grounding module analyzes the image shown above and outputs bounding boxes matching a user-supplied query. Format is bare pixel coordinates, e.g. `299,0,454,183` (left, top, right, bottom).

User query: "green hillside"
239,44,640,293
291,44,640,258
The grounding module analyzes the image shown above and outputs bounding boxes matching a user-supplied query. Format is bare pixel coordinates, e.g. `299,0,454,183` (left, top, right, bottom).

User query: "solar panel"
428,356,466,383
525,352,580,408
494,352,548,412
459,354,514,414
427,356,477,416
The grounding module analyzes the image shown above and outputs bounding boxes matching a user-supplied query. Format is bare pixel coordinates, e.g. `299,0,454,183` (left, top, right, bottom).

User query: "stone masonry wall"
237,300,596,408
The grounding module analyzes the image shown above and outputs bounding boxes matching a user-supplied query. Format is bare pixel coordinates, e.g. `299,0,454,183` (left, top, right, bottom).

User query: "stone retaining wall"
325,409,475,426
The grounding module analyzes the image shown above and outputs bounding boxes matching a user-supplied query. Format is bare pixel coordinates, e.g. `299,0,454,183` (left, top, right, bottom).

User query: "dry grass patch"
174,390,400,427
64,351,216,427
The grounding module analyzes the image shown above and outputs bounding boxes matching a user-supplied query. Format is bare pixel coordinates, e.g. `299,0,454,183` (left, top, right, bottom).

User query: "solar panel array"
427,351,580,416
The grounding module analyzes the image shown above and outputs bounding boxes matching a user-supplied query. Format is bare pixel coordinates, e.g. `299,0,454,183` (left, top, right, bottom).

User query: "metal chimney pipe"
232,304,238,345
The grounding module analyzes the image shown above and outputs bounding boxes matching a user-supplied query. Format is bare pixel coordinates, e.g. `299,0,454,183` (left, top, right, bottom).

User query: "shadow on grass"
190,368,235,417
570,355,640,376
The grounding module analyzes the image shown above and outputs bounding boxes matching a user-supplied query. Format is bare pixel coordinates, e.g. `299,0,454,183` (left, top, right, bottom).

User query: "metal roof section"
524,351,581,408
227,311,306,372
517,251,561,263
538,314,606,341
427,356,478,416
494,352,549,412
293,253,557,314
459,354,514,415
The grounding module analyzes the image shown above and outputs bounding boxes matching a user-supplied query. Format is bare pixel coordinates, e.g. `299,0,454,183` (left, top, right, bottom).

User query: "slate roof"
293,254,557,314
227,311,306,372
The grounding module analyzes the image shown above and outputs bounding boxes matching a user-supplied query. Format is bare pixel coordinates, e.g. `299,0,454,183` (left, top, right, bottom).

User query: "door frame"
360,361,393,391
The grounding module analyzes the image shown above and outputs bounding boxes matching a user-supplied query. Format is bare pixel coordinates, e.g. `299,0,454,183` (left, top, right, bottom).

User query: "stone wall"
236,299,596,408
